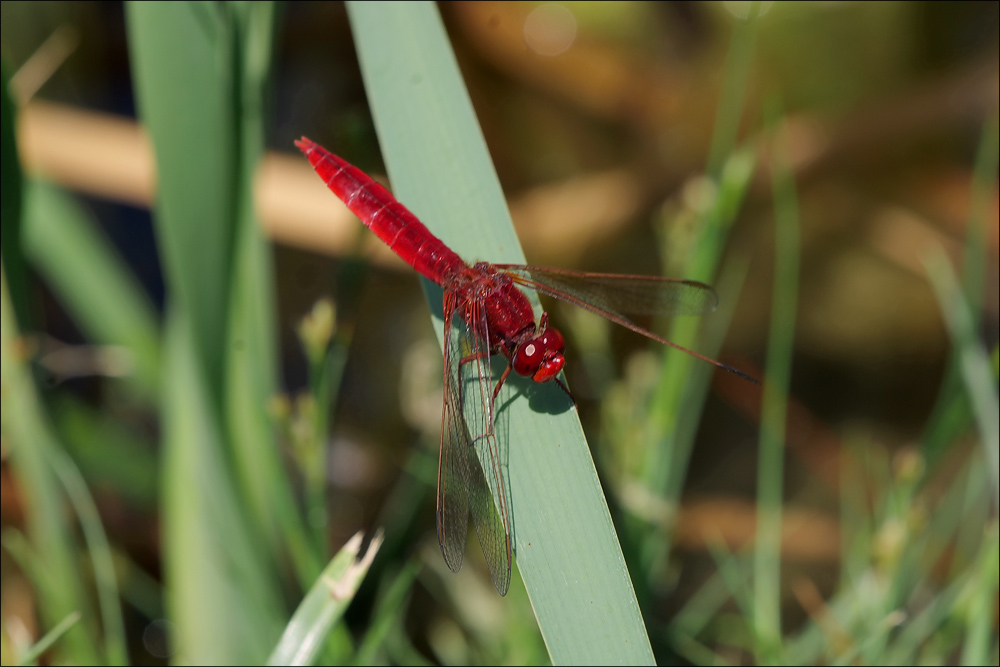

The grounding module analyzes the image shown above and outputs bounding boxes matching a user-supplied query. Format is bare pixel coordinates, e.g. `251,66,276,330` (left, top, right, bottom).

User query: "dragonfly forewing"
498,265,719,316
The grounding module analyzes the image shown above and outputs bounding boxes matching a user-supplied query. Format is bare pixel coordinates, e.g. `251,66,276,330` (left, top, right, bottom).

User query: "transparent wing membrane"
497,265,719,317
437,293,512,595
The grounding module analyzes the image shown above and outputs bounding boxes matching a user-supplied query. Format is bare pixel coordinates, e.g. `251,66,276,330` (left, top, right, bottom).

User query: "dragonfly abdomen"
296,138,465,283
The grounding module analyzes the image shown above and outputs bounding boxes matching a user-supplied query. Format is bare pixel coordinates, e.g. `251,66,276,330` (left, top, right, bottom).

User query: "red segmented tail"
295,137,465,284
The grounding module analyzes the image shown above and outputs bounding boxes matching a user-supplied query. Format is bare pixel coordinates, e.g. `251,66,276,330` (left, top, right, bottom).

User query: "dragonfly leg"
488,363,513,433
554,377,576,405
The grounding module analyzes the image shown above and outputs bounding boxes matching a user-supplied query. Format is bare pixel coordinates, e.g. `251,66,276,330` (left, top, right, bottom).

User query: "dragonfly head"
512,327,566,383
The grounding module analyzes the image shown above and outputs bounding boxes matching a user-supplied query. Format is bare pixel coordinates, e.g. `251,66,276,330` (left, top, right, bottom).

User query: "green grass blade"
705,541,755,625
222,2,320,586
15,611,80,667
958,116,998,342
920,117,999,466
754,106,801,662
227,202,320,583
22,180,160,397
883,570,970,665
637,147,756,580
0,271,99,664
267,532,383,667
355,559,421,665
961,524,999,666
707,4,762,177
670,569,736,640
925,252,1000,511
1,59,29,327
346,2,653,663
644,4,761,522
44,446,127,665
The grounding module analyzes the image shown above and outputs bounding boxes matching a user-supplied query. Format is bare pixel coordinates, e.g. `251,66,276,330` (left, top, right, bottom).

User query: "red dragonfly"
296,137,756,596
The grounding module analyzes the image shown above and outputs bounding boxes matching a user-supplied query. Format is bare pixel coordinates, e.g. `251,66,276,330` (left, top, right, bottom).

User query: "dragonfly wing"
497,265,719,316
499,265,760,385
437,293,470,575
439,291,513,595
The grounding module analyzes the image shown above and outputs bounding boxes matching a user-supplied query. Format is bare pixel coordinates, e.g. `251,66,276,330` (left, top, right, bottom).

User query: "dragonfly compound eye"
513,336,565,383
539,327,565,353
531,353,565,383
513,339,545,376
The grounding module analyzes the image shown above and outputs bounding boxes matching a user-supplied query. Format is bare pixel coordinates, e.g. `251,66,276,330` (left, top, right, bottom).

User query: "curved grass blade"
45,445,127,665
14,611,80,667
267,531,384,667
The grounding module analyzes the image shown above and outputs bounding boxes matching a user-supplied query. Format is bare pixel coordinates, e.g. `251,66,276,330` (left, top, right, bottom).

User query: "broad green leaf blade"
161,312,284,663
127,2,287,661
268,532,383,667
346,3,653,663
22,180,160,397
126,0,238,399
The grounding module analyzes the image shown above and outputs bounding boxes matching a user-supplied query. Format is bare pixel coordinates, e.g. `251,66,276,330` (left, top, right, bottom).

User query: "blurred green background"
1,1,997,665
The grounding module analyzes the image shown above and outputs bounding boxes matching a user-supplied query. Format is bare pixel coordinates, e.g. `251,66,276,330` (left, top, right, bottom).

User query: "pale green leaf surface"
346,3,652,663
